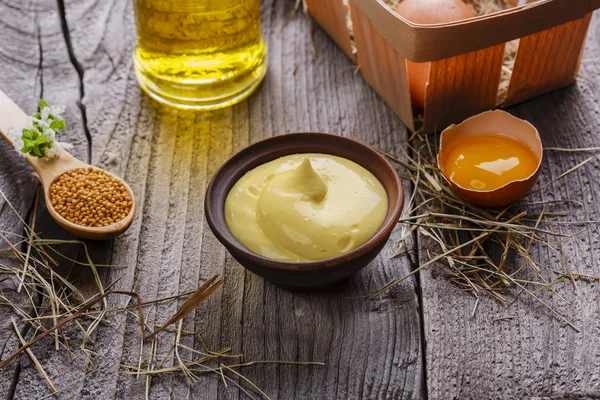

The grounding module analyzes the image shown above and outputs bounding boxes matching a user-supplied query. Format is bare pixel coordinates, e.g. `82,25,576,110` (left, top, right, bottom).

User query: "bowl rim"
204,132,404,271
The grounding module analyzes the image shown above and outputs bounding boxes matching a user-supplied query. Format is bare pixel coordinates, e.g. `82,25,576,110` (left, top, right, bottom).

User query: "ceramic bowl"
205,132,404,291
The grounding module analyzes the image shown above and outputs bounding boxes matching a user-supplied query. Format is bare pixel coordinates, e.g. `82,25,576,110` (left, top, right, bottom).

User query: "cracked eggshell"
437,110,543,209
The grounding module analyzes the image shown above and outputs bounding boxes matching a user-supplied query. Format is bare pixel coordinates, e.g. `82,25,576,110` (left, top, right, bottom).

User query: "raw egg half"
437,110,543,208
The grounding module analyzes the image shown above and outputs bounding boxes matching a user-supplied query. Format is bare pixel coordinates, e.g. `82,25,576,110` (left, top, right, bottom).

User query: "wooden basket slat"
423,44,505,133
350,2,414,132
310,0,595,133
305,0,355,61
350,0,597,63
504,13,592,106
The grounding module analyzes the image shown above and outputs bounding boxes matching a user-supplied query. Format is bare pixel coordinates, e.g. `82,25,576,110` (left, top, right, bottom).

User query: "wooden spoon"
0,89,135,240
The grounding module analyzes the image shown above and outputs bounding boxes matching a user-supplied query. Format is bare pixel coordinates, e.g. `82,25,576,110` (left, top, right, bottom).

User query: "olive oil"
133,0,267,110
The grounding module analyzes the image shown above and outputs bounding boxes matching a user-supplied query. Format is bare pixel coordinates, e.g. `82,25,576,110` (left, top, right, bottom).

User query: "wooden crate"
305,0,598,133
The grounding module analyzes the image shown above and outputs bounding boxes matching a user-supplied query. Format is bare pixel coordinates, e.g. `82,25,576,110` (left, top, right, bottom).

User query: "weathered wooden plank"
1,1,424,399
0,0,146,397
0,7,39,378
0,0,93,397
420,13,600,400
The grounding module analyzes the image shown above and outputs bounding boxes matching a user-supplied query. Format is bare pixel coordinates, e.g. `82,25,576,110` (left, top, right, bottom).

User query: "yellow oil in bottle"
133,0,267,110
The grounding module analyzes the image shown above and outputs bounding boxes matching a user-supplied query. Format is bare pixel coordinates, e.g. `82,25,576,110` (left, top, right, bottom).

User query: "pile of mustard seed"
50,168,132,227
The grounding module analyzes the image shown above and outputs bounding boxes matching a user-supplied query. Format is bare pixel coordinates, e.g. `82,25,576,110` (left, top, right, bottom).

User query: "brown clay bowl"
204,132,404,292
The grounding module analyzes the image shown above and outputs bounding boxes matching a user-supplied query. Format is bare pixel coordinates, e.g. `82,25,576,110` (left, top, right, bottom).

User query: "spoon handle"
0,89,136,239
0,89,29,146
0,89,86,185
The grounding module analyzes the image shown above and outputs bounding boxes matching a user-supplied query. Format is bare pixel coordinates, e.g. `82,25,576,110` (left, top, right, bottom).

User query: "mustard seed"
50,168,132,228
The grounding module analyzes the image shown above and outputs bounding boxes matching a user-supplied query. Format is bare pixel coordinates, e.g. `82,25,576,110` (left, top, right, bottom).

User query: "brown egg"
394,0,475,109
437,110,543,209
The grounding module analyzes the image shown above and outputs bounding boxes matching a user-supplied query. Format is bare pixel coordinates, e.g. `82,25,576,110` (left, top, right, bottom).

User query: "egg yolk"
443,133,538,191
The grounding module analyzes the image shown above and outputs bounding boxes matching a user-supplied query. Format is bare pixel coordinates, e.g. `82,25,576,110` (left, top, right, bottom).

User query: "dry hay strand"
464,0,515,15
0,189,323,399
372,137,600,331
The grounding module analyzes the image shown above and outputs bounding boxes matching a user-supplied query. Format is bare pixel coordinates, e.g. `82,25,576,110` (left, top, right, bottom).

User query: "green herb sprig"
8,99,69,159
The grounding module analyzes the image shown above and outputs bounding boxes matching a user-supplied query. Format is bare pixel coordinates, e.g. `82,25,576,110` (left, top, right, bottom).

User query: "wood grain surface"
421,15,600,399
0,0,422,399
2,0,600,399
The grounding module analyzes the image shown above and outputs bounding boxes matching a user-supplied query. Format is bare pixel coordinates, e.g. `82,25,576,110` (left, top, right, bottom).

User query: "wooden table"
1,1,599,399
